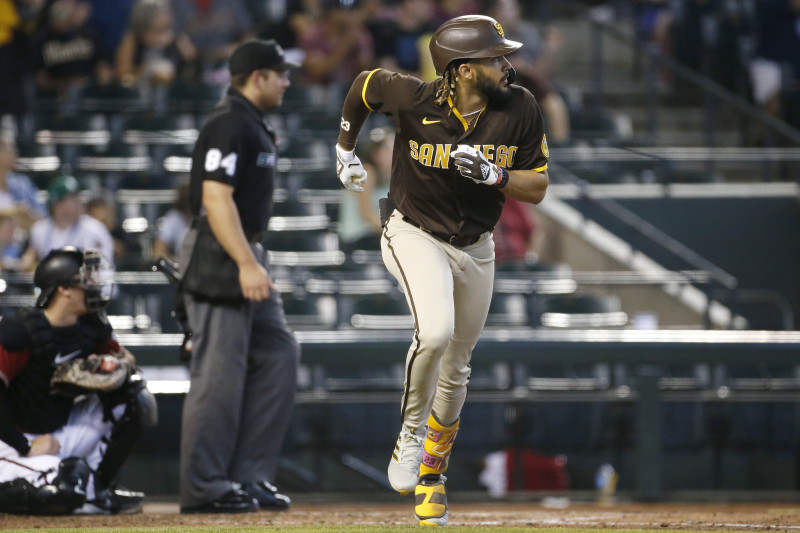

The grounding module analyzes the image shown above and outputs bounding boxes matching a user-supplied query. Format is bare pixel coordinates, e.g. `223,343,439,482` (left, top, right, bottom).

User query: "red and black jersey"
360,69,548,242
0,309,120,454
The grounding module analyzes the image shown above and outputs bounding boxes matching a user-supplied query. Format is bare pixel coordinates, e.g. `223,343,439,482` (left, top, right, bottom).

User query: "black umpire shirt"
189,88,278,236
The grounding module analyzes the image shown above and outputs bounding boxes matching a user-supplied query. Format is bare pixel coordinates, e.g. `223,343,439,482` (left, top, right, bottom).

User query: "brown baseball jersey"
354,68,548,243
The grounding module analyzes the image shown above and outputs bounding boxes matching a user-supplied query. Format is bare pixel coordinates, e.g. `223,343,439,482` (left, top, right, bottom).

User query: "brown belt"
402,216,481,248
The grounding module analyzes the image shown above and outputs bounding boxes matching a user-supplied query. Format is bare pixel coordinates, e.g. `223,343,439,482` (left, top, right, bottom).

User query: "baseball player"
335,14,549,526
0,247,155,514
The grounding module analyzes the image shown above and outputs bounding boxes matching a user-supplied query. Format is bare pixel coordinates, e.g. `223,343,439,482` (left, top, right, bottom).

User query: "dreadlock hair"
434,59,470,107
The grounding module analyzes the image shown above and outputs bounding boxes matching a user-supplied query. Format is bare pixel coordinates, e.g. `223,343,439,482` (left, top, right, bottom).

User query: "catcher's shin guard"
0,458,90,515
414,475,448,526
419,414,459,478
0,478,39,514
43,457,91,514
96,376,157,487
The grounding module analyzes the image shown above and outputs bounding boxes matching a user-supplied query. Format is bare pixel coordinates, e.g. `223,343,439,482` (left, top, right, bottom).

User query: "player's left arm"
504,91,550,204
452,90,550,203
501,168,549,204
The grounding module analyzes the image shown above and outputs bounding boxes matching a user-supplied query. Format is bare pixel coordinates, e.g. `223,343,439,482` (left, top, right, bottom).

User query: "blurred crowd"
0,0,565,276
0,0,565,111
634,0,800,133
0,0,797,278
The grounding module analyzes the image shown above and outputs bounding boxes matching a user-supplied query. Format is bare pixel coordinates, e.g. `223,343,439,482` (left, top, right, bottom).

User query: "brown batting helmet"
429,15,523,76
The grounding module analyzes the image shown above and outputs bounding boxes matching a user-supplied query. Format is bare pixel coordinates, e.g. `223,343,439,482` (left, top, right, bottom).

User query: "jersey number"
204,149,238,176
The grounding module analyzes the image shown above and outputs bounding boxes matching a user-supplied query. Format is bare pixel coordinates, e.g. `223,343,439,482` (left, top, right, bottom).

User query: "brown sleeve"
337,70,377,151
510,88,549,172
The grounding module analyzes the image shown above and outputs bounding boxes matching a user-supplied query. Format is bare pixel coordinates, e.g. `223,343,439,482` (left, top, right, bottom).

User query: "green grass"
2,525,752,533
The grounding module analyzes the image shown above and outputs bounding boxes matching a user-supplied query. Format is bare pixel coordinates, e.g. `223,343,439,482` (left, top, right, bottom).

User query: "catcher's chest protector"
18,308,103,364
17,309,57,386
8,309,100,434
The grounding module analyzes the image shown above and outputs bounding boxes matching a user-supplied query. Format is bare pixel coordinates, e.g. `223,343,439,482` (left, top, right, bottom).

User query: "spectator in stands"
246,0,298,50
748,0,800,130
0,212,23,271
484,0,570,145
434,0,479,21
298,0,374,88
85,195,141,268
338,127,392,252
169,0,253,87
87,0,137,55
152,180,190,260
359,0,393,23
493,196,544,269
17,174,114,271
366,0,438,80
286,0,324,43
0,137,46,231
0,0,26,117
635,0,673,57
115,0,195,91
31,0,106,97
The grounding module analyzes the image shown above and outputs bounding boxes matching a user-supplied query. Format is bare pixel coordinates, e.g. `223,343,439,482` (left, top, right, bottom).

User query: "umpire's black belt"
196,216,265,243
402,216,482,248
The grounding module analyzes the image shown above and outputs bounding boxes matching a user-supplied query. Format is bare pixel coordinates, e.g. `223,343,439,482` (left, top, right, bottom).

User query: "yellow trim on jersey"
447,96,485,131
362,69,381,111
448,97,468,131
533,164,548,172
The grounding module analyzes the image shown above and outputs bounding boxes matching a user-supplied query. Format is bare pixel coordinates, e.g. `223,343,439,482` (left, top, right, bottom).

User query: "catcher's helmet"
34,247,84,308
429,15,522,76
34,247,113,311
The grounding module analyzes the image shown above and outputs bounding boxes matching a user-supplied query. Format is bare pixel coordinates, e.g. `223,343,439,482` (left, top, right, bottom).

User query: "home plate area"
4,500,800,529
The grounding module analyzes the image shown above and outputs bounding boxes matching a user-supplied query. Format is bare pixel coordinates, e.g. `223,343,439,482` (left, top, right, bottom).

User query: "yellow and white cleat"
414,475,448,526
419,415,459,478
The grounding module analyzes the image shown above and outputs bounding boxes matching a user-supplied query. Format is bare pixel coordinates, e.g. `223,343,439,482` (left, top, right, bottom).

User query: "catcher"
0,246,157,515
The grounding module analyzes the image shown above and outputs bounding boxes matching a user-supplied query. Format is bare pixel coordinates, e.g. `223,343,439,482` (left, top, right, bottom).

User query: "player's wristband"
495,167,509,189
336,144,356,162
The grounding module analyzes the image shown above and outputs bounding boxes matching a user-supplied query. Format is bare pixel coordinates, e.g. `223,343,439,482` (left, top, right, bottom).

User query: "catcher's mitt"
51,354,130,397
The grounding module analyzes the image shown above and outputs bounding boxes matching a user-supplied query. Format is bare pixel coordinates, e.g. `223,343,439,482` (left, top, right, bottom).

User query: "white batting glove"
335,144,367,193
451,144,507,187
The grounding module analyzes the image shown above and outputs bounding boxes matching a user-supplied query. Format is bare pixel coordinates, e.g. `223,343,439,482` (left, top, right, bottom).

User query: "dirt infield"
4,500,800,530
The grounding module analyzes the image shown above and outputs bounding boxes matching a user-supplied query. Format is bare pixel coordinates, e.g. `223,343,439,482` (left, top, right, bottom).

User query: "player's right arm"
337,69,379,152
0,317,37,456
28,434,60,456
335,70,378,192
336,69,416,192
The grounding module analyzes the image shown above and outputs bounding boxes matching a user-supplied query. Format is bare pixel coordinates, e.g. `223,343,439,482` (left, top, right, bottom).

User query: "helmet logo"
494,22,505,38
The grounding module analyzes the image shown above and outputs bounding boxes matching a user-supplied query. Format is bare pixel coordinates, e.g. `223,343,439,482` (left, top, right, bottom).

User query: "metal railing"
549,160,739,329
587,8,800,182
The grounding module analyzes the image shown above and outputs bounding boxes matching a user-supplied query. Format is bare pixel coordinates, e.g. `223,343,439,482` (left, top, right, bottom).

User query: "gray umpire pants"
179,246,300,507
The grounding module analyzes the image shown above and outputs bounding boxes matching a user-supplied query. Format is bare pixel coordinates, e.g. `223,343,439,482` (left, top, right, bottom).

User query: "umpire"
178,39,300,514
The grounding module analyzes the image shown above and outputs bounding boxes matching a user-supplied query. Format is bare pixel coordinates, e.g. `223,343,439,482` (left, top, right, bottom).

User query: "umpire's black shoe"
76,485,144,514
180,488,258,514
241,481,291,511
